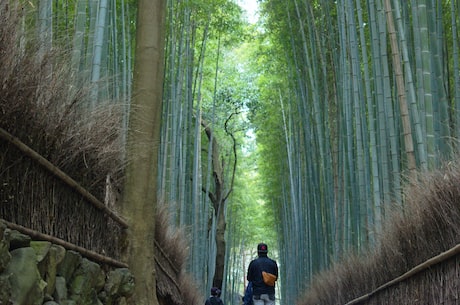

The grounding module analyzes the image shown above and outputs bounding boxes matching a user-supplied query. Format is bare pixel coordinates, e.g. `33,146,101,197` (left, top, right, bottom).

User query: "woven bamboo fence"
0,127,189,303
343,245,460,305
0,127,126,262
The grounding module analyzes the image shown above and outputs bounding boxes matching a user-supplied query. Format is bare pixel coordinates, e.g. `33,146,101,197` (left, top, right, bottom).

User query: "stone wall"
0,222,134,305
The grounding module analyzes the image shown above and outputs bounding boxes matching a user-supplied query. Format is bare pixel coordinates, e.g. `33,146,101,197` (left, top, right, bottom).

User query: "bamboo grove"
7,0,460,304
253,0,460,304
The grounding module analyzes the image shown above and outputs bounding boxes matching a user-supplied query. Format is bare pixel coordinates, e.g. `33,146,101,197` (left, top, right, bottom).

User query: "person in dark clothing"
247,243,278,305
205,287,224,305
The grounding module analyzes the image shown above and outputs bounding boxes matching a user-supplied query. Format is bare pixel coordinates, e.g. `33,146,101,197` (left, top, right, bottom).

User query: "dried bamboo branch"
154,240,179,275
154,254,181,291
0,127,128,228
2,220,128,268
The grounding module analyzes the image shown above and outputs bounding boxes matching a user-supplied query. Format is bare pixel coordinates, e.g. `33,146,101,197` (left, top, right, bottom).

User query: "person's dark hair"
257,243,268,253
211,287,219,296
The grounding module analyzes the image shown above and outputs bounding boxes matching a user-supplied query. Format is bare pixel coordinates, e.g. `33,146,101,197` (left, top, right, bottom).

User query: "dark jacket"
247,254,278,296
205,296,224,305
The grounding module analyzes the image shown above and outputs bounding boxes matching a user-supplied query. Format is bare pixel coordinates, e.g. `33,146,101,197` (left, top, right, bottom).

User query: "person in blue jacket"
246,243,278,305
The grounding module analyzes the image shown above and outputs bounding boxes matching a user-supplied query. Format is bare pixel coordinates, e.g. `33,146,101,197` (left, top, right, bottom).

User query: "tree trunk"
202,119,226,290
122,0,166,304
214,200,226,289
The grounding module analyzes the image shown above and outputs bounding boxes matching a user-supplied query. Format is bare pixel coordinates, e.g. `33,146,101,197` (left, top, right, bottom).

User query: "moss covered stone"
7,247,46,305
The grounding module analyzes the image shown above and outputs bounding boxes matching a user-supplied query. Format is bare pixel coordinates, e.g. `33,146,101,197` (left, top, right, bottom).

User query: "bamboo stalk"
2,220,128,268
384,0,416,174
0,127,128,228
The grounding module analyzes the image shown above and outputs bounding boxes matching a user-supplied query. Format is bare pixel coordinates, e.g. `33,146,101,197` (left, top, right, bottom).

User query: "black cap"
257,243,268,253
211,287,219,296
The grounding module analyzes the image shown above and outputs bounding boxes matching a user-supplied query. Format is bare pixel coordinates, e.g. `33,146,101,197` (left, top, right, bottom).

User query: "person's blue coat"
243,281,253,305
